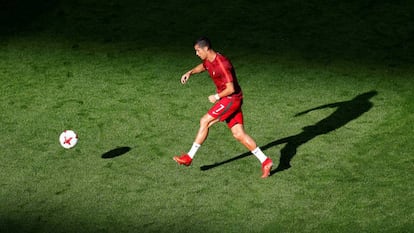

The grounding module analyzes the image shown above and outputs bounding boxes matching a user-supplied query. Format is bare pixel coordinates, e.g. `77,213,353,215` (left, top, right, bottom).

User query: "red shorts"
208,96,244,128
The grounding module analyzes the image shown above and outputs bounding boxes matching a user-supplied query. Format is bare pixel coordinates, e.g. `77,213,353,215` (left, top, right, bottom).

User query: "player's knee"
199,116,210,127
232,130,244,141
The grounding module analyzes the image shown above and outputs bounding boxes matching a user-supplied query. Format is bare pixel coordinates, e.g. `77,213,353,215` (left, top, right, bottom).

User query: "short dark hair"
194,36,212,49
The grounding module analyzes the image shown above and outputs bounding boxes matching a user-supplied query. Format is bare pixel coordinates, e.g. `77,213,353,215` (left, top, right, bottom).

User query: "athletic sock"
188,143,201,159
251,147,267,163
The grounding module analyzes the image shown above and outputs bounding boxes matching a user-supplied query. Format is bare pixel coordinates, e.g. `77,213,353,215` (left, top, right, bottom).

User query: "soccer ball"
59,130,78,149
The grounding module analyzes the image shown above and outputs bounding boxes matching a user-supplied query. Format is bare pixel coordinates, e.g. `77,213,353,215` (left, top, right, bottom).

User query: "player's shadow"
200,91,378,175
101,146,132,159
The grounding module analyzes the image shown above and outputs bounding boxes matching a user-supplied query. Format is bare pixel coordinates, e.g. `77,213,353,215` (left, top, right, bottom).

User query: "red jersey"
203,53,243,99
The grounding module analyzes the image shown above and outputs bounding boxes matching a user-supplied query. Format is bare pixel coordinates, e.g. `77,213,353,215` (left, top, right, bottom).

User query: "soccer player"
173,37,273,178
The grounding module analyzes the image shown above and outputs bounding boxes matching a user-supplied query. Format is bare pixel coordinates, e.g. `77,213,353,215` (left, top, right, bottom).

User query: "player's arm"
208,82,235,103
181,63,206,84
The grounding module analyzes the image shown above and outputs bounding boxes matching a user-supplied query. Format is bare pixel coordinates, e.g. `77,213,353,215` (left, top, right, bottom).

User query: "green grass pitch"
0,1,413,232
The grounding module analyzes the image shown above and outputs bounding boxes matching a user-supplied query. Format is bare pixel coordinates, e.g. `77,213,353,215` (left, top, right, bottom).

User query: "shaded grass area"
0,0,413,232
2,0,414,66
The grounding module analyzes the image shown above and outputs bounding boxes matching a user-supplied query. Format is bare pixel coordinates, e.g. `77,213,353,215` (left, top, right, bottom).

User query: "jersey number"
213,104,225,115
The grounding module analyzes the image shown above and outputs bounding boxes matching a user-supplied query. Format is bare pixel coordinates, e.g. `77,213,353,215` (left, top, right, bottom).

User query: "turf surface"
0,1,413,232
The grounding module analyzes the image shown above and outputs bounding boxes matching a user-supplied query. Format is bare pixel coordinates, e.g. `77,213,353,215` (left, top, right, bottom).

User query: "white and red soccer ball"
59,130,78,149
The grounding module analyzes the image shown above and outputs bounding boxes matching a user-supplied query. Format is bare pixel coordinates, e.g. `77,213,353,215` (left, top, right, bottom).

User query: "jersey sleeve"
216,55,233,83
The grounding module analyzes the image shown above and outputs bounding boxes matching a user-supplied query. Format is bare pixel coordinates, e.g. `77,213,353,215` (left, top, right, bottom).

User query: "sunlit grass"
0,1,413,232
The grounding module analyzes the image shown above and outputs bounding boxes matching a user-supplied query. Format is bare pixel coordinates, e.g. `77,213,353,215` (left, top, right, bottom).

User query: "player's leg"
228,115,273,178
173,113,218,166
194,114,219,145
174,98,235,166
230,123,257,151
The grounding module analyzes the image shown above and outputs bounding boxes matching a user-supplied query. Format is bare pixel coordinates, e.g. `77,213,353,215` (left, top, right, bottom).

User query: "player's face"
194,44,208,60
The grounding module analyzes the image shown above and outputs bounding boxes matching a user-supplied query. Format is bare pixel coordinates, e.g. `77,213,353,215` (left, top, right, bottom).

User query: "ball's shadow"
101,146,132,159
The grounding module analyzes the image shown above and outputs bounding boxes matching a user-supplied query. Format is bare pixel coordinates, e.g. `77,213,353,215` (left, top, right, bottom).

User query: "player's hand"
208,95,217,103
181,72,191,84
